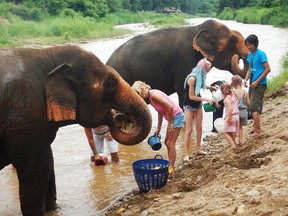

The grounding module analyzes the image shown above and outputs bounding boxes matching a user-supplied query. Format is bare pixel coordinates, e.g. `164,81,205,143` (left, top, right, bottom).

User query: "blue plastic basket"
132,155,170,193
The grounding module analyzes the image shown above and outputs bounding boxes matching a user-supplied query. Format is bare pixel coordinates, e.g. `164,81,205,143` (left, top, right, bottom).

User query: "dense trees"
2,0,287,24
3,0,218,20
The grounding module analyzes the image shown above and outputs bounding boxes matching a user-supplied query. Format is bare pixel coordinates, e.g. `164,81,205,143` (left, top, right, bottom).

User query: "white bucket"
214,118,225,133
212,87,224,102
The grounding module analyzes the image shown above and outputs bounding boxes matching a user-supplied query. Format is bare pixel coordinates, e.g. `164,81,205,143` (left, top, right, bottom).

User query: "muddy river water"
0,18,287,216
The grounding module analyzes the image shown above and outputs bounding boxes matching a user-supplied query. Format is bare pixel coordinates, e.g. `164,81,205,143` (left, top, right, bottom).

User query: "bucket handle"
154,134,161,139
154,154,163,160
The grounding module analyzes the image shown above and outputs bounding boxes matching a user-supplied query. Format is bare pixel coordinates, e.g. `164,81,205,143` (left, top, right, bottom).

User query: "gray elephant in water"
107,19,249,107
0,45,152,216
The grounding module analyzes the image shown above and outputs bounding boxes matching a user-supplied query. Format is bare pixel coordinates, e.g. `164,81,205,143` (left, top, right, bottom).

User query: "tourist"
132,81,184,175
84,125,119,164
244,34,271,135
183,58,214,161
231,75,250,145
221,83,239,150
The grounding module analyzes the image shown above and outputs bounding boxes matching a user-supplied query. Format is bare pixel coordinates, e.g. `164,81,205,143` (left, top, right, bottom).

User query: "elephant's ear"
193,29,216,62
45,64,77,122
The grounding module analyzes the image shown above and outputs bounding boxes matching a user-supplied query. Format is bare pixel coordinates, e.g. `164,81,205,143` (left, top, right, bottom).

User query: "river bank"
105,87,288,215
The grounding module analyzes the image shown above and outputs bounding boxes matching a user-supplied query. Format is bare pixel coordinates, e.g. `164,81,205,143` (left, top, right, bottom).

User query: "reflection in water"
0,18,288,215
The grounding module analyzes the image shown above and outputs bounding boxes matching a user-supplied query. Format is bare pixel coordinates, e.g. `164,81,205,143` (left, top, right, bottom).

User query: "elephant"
106,19,249,108
0,45,152,216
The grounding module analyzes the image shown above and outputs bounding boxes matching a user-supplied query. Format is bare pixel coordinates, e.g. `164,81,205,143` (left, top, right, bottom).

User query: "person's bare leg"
252,111,261,134
183,110,194,160
165,127,181,167
239,125,244,145
225,132,237,150
110,152,119,163
194,108,207,154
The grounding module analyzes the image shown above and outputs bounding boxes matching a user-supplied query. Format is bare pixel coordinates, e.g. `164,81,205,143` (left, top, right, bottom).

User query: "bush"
58,8,82,18
217,7,235,20
266,56,288,94
9,4,43,21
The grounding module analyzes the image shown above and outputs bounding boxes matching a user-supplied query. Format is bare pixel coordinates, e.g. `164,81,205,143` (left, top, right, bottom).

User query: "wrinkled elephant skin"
107,19,249,107
0,45,152,216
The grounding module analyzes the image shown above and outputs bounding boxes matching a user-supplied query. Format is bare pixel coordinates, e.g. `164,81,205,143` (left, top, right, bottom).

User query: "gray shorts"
249,84,266,112
239,108,248,126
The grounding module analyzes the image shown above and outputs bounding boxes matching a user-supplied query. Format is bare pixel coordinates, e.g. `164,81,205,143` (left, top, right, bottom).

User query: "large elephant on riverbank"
0,45,152,216
107,19,249,107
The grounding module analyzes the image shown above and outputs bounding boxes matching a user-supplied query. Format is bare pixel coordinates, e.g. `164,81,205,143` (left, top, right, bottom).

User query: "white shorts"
91,133,118,155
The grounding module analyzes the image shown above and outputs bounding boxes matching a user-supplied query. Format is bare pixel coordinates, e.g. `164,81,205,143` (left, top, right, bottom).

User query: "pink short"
224,114,239,133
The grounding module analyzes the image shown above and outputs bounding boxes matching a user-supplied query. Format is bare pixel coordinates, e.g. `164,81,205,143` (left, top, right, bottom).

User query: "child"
231,75,250,146
221,83,239,150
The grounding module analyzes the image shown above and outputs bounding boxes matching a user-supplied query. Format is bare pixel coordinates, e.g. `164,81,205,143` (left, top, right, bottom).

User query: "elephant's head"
192,19,249,78
44,46,152,145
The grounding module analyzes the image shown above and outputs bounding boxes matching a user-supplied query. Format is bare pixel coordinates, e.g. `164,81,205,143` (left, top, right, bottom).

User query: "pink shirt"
224,95,239,116
149,89,182,121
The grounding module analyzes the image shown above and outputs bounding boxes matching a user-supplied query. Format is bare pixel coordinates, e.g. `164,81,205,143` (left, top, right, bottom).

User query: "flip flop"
196,151,208,155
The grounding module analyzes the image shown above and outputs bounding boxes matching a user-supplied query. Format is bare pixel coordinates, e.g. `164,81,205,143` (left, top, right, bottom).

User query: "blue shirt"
247,49,268,85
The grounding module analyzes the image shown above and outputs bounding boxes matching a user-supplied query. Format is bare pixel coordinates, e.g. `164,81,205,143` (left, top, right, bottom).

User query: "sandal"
196,150,208,155
183,156,190,163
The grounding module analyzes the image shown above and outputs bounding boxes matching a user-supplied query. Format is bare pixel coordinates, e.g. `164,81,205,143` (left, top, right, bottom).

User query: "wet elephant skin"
0,45,152,216
107,19,249,108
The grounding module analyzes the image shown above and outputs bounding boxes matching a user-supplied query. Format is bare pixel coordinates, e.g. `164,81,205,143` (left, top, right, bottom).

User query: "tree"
106,0,122,12
130,0,141,11
140,0,153,11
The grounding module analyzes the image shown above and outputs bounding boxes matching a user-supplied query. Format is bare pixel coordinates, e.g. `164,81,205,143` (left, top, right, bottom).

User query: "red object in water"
95,156,108,166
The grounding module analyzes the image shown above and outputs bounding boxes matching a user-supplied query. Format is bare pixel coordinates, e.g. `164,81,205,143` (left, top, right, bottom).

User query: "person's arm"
206,85,217,92
188,77,214,104
154,112,164,136
84,128,101,160
250,62,271,89
245,90,250,106
244,69,251,88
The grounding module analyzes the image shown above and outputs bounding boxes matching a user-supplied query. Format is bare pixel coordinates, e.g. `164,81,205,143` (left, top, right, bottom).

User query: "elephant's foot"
45,202,59,213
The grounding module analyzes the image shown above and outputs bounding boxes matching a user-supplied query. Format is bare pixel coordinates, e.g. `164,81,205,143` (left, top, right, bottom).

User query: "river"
0,18,287,216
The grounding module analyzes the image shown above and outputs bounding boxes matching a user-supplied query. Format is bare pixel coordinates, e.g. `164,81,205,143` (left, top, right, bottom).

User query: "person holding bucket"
183,58,214,161
132,81,185,176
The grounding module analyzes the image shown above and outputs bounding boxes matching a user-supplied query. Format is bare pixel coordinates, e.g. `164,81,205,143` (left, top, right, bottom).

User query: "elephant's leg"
17,147,54,216
45,152,57,212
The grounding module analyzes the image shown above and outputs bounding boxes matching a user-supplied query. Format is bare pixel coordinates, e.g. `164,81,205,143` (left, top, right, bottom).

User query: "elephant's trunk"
109,77,152,145
231,54,249,79
110,107,152,145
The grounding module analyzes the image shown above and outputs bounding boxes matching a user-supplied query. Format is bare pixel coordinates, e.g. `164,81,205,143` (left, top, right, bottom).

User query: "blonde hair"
231,75,243,88
221,83,232,96
131,81,150,94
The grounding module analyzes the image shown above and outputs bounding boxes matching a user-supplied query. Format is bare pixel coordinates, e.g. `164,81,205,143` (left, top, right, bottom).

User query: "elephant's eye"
104,77,118,90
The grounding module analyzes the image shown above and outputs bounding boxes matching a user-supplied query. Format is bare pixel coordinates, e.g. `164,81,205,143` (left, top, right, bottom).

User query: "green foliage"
266,56,288,94
218,6,288,27
46,0,67,16
217,7,236,20
149,13,188,26
58,8,82,18
106,0,122,12
8,2,43,21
